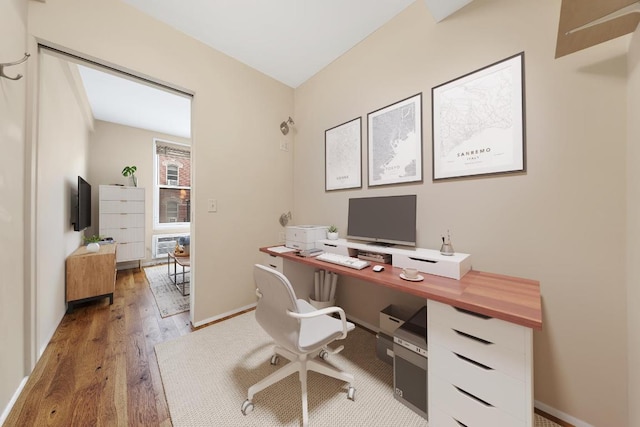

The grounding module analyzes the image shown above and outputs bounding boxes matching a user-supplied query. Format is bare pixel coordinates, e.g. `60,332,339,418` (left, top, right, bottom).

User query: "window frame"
153,138,191,230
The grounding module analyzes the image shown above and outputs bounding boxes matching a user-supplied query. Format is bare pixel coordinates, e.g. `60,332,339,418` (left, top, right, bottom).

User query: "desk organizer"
317,239,472,280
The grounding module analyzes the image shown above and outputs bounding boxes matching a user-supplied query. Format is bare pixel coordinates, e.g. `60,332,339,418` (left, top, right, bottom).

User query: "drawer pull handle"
454,419,468,427
269,264,277,269
454,386,493,407
453,352,493,370
388,317,400,324
454,306,492,319
409,257,437,264
323,243,337,248
453,329,493,345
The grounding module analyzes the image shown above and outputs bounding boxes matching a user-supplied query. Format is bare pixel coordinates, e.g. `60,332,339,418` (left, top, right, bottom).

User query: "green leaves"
121,165,137,177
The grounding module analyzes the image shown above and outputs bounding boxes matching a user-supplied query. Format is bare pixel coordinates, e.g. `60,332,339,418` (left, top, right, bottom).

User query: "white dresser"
427,299,533,427
99,185,146,264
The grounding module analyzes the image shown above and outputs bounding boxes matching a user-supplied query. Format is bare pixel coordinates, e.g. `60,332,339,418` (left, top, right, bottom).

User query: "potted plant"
83,234,103,253
327,225,339,240
122,165,137,187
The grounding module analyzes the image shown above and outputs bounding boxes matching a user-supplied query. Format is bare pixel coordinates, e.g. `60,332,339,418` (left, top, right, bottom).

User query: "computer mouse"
373,265,384,272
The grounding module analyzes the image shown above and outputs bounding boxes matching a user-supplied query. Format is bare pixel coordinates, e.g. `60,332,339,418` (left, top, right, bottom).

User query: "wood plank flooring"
6,267,567,426
6,267,190,427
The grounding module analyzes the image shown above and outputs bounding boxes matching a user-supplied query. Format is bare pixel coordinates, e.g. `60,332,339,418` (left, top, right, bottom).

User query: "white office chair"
241,264,356,426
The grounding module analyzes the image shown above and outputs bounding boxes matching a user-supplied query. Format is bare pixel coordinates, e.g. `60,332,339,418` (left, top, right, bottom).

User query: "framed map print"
367,93,423,187
432,52,526,180
325,117,362,191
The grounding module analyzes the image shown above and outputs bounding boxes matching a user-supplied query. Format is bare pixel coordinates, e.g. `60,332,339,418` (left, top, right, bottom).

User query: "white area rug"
144,264,189,318
155,311,560,427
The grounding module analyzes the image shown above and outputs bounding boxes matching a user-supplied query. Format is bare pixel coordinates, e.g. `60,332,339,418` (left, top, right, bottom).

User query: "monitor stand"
367,242,394,247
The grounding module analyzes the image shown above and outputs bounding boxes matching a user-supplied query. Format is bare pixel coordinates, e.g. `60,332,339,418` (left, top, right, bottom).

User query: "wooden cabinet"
427,300,533,427
66,244,117,312
99,185,145,264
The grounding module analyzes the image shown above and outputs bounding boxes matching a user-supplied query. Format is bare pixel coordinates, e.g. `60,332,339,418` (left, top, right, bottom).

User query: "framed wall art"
367,93,423,187
325,117,362,191
432,52,526,180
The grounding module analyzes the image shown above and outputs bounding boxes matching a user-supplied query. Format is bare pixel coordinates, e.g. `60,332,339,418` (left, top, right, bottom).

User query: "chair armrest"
287,306,349,339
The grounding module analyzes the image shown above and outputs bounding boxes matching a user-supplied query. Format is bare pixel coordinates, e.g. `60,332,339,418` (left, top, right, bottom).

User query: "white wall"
0,0,28,420
293,1,629,425
87,119,191,264
36,52,92,356
627,24,640,427
27,0,295,327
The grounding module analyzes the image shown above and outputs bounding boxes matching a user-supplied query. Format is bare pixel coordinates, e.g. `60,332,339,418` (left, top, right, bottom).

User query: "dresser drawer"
430,374,524,427
430,342,526,420
100,213,145,229
428,300,526,354
429,319,526,381
99,200,145,214
116,242,145,262
100,227,145,244
100,185,144,201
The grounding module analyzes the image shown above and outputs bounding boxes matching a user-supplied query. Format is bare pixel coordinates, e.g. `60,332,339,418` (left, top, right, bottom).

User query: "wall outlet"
208,199,217,212
279,141,289,152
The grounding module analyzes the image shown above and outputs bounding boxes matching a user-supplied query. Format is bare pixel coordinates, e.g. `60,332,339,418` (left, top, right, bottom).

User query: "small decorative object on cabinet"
121,165,138,187
99,185,145,268
327,225,339,240
66,244,117,313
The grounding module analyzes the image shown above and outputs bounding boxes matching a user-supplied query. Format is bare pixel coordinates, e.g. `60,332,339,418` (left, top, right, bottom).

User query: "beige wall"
294,1,628,425
87,119,191,264
0,0,28,419
36,52,93,355
627,25,640,427
28,0,295,328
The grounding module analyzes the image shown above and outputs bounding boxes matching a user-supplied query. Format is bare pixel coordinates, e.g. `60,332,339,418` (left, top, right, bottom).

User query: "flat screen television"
347,195,417,246
72,176,92,231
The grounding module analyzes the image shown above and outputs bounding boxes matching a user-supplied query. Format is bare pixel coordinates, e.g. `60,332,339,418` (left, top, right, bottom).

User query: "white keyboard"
316,252,370,270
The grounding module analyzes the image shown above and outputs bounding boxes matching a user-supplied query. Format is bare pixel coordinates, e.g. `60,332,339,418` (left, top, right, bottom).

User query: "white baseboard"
192,302,257,328
535,400,594,427
0,376,28,426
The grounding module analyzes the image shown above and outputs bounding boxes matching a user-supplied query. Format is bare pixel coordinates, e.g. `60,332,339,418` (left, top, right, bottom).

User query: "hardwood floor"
6,267,568,427
6,267,190,426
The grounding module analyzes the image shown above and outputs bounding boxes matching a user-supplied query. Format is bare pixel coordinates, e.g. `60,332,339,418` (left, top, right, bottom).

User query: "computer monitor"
347,195,417,246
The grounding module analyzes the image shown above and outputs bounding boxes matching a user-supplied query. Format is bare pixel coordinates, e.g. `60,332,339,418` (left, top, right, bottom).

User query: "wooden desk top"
260,246,542,330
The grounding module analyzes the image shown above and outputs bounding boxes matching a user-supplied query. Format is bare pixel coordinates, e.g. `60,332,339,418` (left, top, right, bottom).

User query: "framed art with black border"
367,93,423,187
325,117,362,191
432,52,526,180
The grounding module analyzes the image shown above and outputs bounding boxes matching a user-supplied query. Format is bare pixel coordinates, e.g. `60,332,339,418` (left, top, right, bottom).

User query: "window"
154,139,191,228
167,165,179,186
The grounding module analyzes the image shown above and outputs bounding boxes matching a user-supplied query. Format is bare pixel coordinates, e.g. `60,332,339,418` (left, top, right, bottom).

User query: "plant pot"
327,232,338,240
86,242,100,253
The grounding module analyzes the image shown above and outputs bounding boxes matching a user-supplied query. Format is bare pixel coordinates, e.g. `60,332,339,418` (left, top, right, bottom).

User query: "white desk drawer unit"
427,300,533,427
99,185,145,264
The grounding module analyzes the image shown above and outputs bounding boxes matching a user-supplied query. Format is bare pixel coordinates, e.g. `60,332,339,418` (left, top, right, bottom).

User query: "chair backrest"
253,264,301,353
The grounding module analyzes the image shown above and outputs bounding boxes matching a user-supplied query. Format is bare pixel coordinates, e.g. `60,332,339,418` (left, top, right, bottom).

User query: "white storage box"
285,225,329,250
380,304,413,336
393,249,471,280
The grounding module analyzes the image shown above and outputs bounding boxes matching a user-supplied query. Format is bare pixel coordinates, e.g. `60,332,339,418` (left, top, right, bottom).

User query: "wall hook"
1,52,31,81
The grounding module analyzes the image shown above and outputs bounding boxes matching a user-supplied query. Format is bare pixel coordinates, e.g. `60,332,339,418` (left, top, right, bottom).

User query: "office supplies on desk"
316,252,370,270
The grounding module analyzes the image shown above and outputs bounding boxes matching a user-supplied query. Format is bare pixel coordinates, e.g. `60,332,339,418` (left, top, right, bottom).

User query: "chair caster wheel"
347,386,356,401
270,355,279,365
241,399,254,415
319,349,329,360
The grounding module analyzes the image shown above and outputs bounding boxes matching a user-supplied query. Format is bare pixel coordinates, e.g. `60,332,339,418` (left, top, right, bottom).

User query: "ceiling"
79,0,474,138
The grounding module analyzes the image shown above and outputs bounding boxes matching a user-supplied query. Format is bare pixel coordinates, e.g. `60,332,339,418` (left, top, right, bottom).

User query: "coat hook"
1,52,31,81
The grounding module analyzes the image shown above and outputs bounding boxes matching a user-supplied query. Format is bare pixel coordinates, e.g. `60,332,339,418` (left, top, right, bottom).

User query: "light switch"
208,199,217,212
